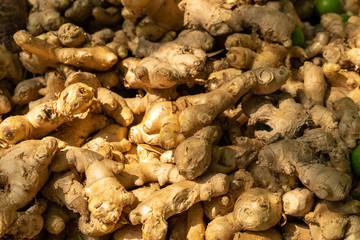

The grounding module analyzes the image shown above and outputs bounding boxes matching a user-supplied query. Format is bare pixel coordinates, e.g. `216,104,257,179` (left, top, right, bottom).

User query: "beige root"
0,83,95,146
304,199,360,240
282,188,315,217
50,147,135,237
242,94,310,142
52,112,109,147
302,61,327,106
205,188,282,240
14,30,118,72
174,125,219,180
129,173,230,240
0,137,62,237
226,40,288,70
345,215,360,239
120,0,184,37
57,23,87,47
129,67,290,149
83,124,131,162
208,137,264,174
203,169,258,220
116,157,185,189
0,44,23,84
41,171,88,216
113,225,143,240
186,203,206,240
258,138,352,201
96,87,134,127
5,199,48,239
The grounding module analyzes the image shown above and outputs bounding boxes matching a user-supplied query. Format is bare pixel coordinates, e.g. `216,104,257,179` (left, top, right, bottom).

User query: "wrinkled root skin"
129,173,230,240
0,137,61,237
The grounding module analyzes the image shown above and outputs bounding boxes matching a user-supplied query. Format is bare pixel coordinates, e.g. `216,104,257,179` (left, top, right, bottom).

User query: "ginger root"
258,138,352,201
50,147,135,237
129,67,290,149
0,83,95,146
304,199,360,240
0,137,62,237
129,173,229,240
205,188,282,240
14,30,118,72
174,125,219,180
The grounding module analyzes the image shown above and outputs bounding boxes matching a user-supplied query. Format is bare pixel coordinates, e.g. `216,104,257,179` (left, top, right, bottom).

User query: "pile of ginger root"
1,0,360,239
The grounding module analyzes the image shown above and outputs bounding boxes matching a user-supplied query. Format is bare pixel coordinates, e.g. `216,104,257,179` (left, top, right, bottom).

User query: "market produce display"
0,0,360,239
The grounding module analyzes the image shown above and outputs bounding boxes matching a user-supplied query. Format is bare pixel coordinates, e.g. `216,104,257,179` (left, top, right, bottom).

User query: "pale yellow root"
304,199,360,240
302,61,327,106
203,169,258,220
52,112,109,147
91,124,131,153
96,87,134,127
14,30,118,71
205,188,282,240
41,172,88,216
129,173,230,240
333,97,360,148
176,67,290,135
92,6,122,26
174,125,219,180
251,42,287,69
62,69,102,90
0,83,95,146
121,0,184,33
116,158,185,189
186,203,205,240
208,137,264,174
346,16,360,48
282,188,315,217
347,48,360,68
50,147,135,237
105,30,129,59
322,62,360,89
168,213,187,240
258,138,352,201
305,32,330,58
0,137,61,238
96,71,120,89
321,13,345,38
345,215,360,239
0,44,23,83
224,33,259,50
128,101,184,149
205,68,243,91
242,94,310,141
